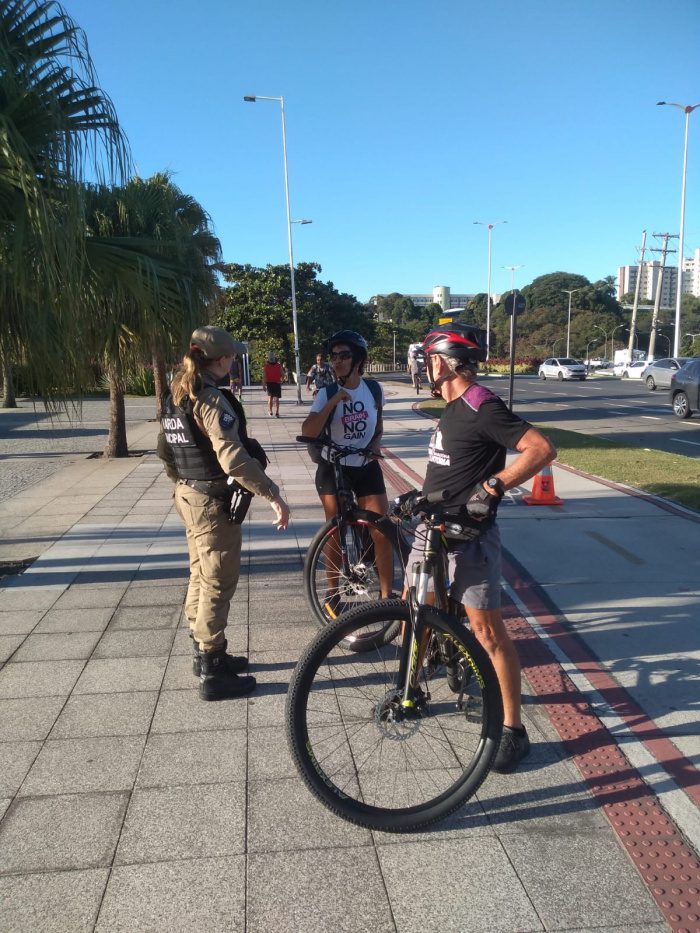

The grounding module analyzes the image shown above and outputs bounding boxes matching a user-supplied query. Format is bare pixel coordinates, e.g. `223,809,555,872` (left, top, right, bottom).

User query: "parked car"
538,358,587,381
620,360,647,379
641,357,691,391
670,358,700,418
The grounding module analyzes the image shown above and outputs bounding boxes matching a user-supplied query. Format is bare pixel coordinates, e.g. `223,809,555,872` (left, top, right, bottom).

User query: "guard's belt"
179,478,231,497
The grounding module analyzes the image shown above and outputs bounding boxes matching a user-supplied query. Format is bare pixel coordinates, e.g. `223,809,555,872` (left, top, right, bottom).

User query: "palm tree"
83,174,221,456
0,0,130,406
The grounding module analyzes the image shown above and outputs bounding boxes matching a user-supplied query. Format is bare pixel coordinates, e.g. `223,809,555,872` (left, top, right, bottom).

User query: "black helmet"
327,330,368,355
422,325,486,363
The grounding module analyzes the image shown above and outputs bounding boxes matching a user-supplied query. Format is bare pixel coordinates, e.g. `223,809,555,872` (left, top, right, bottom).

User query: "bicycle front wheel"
286,600,503,833
304,513,408,649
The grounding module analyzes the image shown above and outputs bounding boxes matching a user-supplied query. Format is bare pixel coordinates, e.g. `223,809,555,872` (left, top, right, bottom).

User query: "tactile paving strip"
501,567,700,933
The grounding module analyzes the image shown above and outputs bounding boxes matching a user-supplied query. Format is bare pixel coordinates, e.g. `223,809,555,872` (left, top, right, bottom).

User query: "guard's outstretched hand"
270,495,290,530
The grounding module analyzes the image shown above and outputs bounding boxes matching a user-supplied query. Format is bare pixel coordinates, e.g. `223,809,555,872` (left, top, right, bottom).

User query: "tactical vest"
160,391,227,482
160,387,268,482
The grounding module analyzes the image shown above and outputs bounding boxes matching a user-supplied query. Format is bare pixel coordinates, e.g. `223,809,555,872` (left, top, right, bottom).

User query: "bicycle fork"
397,558,434,711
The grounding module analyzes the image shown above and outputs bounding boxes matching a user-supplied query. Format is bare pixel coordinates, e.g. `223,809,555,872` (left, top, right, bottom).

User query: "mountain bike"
298,435,413,652
412,368,423,394
286,489,503,832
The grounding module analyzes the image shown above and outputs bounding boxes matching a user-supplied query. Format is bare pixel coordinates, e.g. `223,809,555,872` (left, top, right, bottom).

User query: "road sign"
504,293,526,316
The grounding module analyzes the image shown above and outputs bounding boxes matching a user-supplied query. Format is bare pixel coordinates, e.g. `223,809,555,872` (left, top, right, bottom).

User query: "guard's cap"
190,326,245,359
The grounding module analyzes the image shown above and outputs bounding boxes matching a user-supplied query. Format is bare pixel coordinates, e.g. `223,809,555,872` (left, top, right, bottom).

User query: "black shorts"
266,382,282,398
315,459,386,498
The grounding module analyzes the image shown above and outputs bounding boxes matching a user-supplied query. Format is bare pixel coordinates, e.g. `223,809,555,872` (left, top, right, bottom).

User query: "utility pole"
648,233,678,360
627,230,647,357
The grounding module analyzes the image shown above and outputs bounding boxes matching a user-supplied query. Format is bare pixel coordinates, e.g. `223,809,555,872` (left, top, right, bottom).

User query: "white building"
371,285,475,314
617,248,700,306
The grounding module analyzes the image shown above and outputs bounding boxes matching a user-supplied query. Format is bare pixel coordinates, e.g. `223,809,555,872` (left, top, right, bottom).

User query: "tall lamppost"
562,288,581,357
611,323,627,358
657,331,671,356
474,221,507,360
586,338,602,373
657,101,700,356
592,324,609,362
684,332,700,354
244,93,304,403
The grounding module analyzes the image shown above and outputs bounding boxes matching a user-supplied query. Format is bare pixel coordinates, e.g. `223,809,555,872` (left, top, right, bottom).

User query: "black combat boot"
199,647,256,701
190,633,248,677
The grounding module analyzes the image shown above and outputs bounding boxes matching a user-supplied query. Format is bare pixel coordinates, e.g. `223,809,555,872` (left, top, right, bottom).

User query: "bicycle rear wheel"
304,513,408,650
286,600,503,833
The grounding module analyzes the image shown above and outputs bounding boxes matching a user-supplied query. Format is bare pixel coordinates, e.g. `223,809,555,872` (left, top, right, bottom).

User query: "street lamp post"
684,332,700,354
586,338,601,374
657,101,700,356
244,93,304,404
592,324,609,363
474,221,507,360
657,331,671,356
562,288,581,357
611,323,627,357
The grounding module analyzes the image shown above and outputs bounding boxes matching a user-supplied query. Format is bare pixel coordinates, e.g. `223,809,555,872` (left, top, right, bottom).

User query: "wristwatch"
485,476,505,497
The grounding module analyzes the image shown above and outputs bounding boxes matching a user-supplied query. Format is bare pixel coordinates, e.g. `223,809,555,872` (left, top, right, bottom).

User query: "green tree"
83,175,221,456
216,262,372,380
0,0,129,406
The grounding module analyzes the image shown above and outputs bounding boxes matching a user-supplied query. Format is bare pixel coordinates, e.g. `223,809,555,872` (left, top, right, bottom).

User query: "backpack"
311,363,335,390
307,379,382,464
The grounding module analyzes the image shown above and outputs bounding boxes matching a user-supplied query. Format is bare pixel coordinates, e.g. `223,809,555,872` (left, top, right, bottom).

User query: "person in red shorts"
263,352,283,417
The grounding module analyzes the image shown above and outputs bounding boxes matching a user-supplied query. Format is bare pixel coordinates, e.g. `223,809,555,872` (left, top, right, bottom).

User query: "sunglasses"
330,351,353,361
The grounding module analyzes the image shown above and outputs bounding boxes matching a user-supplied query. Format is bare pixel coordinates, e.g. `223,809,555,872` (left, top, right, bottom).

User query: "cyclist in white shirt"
301,330,393,599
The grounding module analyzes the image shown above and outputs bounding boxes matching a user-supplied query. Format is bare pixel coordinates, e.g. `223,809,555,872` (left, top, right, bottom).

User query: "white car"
538,358,587,381
620,360,647,379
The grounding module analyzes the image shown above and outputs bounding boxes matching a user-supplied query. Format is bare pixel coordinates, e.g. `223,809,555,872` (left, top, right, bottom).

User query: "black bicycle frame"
397,519,451,708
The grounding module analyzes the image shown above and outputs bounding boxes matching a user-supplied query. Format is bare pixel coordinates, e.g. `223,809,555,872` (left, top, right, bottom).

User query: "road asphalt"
0,381,698,932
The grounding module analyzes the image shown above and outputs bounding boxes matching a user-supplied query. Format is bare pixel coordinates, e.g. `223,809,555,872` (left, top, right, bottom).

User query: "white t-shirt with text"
309,380,383,467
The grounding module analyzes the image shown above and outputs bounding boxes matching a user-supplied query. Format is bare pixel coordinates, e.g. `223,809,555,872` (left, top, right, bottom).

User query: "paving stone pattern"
0,389,669,932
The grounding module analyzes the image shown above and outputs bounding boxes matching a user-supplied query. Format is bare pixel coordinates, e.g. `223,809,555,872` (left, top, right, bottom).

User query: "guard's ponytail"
171,348,207,406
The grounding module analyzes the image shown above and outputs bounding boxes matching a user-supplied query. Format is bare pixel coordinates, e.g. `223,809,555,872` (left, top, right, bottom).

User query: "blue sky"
68,0,699,302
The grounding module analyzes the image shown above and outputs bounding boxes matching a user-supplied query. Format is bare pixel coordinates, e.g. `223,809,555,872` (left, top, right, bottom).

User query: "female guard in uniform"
159,326,290,700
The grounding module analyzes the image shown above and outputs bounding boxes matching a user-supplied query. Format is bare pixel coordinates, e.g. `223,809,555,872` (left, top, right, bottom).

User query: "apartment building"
617,248,700,306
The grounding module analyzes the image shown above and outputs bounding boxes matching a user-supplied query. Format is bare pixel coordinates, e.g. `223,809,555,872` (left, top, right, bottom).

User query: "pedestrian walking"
305,353,335,397
263,352,283,417
415,326,555,770
157,326,290,700
228,353,243,398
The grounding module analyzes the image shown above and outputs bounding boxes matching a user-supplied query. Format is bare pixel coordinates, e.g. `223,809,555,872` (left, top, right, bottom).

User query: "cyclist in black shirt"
417,327,555,771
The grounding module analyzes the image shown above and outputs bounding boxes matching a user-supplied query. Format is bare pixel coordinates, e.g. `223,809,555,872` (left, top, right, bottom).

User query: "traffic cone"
523,464,563,506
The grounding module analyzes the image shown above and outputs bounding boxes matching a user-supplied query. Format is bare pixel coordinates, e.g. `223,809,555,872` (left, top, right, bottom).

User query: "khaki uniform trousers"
174,483,242,651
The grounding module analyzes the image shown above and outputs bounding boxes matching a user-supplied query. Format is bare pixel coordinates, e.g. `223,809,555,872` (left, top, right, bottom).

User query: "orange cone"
523,464,563,506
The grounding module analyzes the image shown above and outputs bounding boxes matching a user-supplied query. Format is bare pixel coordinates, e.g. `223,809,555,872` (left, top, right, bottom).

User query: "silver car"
641,357,691,391
538,358,587,381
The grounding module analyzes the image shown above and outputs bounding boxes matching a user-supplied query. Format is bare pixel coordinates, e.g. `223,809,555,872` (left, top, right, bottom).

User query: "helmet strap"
428,355,456,393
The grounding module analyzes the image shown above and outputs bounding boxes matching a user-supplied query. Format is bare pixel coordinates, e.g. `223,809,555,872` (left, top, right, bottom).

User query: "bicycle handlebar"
296,435,382,460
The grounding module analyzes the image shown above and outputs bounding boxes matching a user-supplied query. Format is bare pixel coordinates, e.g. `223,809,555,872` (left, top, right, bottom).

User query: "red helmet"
422,325,486,363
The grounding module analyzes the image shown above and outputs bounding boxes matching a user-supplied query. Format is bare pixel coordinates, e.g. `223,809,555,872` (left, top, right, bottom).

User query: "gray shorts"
405,522,502,611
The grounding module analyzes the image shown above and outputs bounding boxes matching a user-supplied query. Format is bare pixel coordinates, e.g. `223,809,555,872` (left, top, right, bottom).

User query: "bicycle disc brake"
373,689,423,740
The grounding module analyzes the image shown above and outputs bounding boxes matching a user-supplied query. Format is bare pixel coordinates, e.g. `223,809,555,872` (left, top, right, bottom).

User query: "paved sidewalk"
0,383,698,932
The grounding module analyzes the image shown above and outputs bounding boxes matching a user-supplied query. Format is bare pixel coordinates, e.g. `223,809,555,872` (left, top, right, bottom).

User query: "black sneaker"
492,725,531,773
